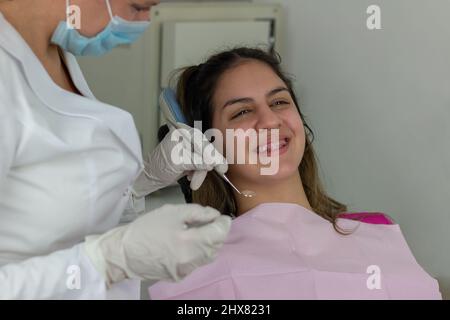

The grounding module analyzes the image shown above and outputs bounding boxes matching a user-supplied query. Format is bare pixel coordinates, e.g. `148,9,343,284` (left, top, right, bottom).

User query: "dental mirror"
220,174,256,198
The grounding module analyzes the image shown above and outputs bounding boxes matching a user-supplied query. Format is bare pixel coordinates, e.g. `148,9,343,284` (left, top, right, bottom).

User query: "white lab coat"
0,12,147,299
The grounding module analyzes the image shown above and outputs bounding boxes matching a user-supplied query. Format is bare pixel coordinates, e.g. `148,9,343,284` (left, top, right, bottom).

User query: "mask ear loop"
65,0,71,28
105,0,115,21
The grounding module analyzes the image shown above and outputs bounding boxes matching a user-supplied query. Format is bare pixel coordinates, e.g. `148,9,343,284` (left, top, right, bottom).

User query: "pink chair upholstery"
338,212,396,225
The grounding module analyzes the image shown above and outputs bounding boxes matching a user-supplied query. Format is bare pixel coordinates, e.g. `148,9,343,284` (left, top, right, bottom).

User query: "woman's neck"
0,1,80,94
0,1,62,64
234,172,313,216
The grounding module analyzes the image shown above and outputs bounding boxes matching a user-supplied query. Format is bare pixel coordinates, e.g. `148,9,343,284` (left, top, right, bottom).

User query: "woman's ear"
178,176,192,203
156,124,193,203
157,124,170,143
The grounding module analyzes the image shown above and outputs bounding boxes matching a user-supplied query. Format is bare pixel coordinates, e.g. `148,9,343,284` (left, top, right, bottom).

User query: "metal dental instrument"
220,173,256,198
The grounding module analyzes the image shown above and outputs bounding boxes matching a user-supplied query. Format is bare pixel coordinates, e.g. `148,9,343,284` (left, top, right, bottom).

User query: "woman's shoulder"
338,212,396,225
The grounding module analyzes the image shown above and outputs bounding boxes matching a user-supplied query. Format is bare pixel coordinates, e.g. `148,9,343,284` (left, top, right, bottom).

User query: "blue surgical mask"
51,0,151,56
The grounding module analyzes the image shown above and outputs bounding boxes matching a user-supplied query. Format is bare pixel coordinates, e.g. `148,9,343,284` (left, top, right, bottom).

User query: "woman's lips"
257,138,290,156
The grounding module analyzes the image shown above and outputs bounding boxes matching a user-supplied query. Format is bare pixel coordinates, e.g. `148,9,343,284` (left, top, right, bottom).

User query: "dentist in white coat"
0,0,231,299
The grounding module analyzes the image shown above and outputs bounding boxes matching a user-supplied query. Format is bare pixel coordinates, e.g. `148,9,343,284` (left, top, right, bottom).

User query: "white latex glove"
135,123,228,195
83,204,232,287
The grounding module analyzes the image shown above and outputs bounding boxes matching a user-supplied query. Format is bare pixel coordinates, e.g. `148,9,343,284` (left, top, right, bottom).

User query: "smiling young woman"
173,47,348,232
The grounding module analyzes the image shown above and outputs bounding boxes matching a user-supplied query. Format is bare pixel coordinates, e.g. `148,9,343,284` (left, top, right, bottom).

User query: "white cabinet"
160,20,273,86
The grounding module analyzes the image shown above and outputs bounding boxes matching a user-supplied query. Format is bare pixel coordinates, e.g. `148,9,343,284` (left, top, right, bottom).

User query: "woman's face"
211,60,306,185
76,0,159,37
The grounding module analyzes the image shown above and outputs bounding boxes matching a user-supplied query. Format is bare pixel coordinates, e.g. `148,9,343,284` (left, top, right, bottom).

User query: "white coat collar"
0,12,143,165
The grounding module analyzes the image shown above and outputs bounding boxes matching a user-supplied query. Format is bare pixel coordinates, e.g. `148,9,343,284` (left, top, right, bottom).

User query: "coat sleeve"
0,57,108,300
0,244,108,299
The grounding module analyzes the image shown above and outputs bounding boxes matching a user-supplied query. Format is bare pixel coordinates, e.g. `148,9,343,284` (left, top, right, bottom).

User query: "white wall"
255,0,450,298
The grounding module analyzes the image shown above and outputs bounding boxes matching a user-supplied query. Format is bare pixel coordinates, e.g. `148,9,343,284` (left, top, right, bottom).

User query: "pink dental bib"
149,203,441,299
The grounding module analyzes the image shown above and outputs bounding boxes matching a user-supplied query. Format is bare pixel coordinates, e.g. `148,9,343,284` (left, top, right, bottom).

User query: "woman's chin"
229,157,301,184
236,162,299,183
259,163,299,181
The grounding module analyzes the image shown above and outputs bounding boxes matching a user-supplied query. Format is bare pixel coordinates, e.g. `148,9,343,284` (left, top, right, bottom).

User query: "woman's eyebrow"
221,87,289,109
267,86,289,97
222,97,254,109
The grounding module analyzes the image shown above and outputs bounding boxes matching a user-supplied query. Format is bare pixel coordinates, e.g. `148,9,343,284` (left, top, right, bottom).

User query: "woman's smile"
256,137,290,157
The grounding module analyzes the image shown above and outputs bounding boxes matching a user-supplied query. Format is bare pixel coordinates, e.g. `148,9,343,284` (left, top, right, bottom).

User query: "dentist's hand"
84,204,232,286
136,123,228,195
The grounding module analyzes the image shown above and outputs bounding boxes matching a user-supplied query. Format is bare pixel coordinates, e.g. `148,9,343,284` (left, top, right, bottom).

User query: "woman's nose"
255,104,282,130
